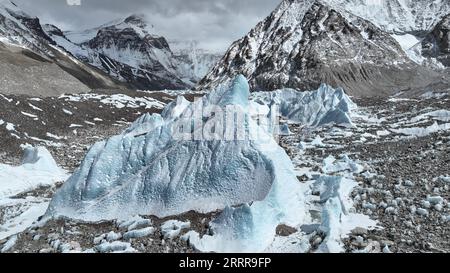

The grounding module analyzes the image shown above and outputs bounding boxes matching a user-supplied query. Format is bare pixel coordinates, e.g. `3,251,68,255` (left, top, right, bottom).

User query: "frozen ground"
278,95,450,252
0,89,449,253
0,91,186,169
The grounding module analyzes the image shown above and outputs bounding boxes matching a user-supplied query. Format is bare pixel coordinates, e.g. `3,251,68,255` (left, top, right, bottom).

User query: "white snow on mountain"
41,15,189,90
42,75,374,252
252,84,356,127
392,34,421,51
0,0,48,52
64,17,143,45
198,0,443,96
170,40,222,85
0,146,67,240
0,146,67,199
325,0,450,34
46,16,218,89
324,0,450,66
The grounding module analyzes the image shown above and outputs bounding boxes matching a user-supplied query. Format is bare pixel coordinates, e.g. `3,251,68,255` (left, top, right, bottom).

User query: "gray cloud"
13,0,280,52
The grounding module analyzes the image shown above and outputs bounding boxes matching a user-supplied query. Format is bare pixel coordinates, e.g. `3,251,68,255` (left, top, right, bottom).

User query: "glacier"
0,146,68,240
45,75,305,221
182,154,376,253
45,75,370,252
0,146,67,199
251,84,356,127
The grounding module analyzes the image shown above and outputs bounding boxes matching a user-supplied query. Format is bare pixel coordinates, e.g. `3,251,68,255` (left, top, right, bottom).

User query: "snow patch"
46,75,300,223
123,227,155,240
161,220,191,240
1,235,17,253
392,122,450,137
252,84,356,127
0,146,67,199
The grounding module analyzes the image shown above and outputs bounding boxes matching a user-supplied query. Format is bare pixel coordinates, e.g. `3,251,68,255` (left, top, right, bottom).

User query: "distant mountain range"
0,1,220,94
198,0,450,97
1,0,449,97
55,14,221,90
0,0,121,96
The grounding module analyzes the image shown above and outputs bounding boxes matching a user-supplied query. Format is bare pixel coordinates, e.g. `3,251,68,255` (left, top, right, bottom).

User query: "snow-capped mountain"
198,0,444,97
325,0,450,68
170,40,222,85
51,15,220,90
325,0,450,35
0,0,53,53
64,16,145,45
0,0,121,96
422,14,450,67
45,15,190,90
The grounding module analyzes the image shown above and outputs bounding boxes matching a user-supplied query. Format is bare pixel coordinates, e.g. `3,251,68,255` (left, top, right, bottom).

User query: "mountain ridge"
0,0,123,96
197,0,449,97
51,14,220,90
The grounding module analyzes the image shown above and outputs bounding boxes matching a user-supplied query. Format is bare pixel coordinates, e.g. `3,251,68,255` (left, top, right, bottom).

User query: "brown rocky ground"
1,91,449,253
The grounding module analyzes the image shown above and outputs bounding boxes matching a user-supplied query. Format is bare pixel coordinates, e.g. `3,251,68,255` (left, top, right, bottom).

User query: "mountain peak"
0,0,17,8
323,0,450,34
197,0,443,97
0,0,31,18
274,0,450,35
123,14,148,27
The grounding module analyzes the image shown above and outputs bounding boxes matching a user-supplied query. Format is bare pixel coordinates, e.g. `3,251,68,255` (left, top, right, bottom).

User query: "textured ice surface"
1,235,17,253
183,154,376,253
46,75,301,222
123,227,155,240
0,146,67,199
252,84,356,127
161,220,191,239
0,146,66,240
393,122,450,137
45,76,372,253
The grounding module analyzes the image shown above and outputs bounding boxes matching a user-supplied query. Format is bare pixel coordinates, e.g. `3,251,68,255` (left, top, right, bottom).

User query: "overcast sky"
13,0,280,52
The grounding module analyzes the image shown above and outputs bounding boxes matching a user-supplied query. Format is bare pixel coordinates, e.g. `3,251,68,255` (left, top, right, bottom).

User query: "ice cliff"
45,76,368,252
0,146,67,199
252,84,356,127
46,75,306,223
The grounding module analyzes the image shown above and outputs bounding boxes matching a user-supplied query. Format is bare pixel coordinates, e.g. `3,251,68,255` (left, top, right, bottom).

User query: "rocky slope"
422,14,450,68
198,0,445,97
170,40,222,86
0,0,123,96
58,15,190,90
55,16,219,90
325,0,450,35
1,1,218,92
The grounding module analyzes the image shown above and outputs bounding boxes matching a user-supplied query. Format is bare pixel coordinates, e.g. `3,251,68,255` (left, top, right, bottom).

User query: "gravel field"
1,92,449,253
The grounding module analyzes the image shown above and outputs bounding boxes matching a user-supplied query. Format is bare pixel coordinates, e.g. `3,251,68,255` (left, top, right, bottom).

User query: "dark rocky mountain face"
9,12,53,43
2,3,215,92
54,15,193,91
198,1,440,96
0,0,122,96
1,1,219,92
0,2,52,56
198,0,447,97
43,24,65,38
87,26,170,52
422,14,450,67
324,0,450,35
